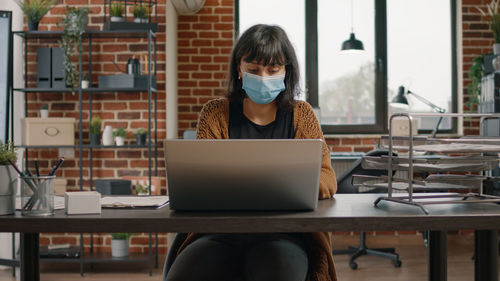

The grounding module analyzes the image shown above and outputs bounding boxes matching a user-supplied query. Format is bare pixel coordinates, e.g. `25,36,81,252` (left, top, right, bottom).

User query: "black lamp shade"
391,86,409,104
341,33,364,51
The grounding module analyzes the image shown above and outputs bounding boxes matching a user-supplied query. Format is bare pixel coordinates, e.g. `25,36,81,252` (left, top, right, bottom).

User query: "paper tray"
352,175,479,191
361,156,497,172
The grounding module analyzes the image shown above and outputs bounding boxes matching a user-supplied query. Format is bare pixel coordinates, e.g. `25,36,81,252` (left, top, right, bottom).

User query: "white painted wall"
0,0,23,270
166,0,178,139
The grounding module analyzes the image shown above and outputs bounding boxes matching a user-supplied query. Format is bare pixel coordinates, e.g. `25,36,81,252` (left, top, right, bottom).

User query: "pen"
35,160,40,177
48,157,64,176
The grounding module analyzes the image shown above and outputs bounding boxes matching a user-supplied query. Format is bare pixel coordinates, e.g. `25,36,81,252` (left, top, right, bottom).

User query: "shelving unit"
10,29,159,276
352,112,500,214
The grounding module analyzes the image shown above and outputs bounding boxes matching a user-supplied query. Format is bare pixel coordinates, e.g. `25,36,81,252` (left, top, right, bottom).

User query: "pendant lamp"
341,0,364,51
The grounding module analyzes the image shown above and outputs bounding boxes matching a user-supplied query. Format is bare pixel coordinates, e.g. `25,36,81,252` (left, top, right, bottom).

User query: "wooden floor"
0,233,485,281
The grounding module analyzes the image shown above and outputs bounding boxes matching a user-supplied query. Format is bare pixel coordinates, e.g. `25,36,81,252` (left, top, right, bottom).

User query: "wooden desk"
0,194,499,281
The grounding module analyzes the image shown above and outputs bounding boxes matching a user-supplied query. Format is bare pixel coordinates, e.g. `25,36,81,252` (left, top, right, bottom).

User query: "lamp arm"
407,91,446,113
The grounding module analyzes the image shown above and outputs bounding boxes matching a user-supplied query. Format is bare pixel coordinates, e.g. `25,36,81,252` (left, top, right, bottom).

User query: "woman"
166,24,337,281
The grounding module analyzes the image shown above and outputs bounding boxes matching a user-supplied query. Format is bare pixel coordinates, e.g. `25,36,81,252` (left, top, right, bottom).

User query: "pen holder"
20,175,55,216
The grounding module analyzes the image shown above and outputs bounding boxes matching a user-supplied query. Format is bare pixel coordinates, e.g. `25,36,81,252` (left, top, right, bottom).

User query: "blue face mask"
242,72,286,104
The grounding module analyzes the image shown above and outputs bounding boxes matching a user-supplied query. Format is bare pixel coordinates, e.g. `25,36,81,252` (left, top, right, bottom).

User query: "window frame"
235,0,458,135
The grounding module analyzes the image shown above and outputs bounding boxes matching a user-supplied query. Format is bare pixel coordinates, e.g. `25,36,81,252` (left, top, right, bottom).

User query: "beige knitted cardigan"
178,98,338,281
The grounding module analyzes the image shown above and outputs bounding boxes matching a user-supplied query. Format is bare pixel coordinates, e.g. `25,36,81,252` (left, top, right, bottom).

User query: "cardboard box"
21,118,75,146
54,178,67,196
121,176,162,195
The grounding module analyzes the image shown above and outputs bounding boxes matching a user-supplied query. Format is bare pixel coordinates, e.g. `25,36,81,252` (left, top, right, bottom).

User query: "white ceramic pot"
493,56,500,72
115,136,125,146
110,16,123,22
0,166,16,215
133,18,148,23
111,239,129,257
102,125,114,146
494,43,500,56
81,80,89,89
40,109,49,118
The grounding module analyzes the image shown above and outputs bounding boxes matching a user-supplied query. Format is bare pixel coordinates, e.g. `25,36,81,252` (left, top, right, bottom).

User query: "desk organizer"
354,112,500,214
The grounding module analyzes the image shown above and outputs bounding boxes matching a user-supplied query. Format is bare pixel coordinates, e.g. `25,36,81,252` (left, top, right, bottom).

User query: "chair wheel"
394,260,402,267
349,261,358,270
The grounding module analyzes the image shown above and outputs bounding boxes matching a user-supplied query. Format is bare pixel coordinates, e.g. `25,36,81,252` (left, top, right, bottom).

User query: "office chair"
162,233,188,280
332,149,402,269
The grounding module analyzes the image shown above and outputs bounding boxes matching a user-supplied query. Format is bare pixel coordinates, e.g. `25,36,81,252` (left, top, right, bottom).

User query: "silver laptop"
164,139,323,211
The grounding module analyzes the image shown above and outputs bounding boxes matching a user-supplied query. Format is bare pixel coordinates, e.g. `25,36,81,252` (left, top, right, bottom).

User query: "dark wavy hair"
226,24,301,111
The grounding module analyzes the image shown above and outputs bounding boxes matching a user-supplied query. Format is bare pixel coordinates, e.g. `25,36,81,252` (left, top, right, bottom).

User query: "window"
386,0,456,133
236,0,457,134
317,0,376,126
237,0,306,99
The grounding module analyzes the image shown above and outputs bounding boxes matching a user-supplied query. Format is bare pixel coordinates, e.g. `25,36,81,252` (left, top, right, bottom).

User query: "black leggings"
165,234,309,281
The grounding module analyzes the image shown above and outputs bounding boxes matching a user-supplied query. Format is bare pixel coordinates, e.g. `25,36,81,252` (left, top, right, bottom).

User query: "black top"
228,101,294,139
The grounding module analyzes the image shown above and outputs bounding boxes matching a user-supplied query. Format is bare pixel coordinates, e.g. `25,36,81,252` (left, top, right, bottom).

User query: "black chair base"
332,232,402,270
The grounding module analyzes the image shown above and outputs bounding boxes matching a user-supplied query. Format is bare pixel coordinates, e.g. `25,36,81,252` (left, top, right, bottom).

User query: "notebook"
164,139,323,211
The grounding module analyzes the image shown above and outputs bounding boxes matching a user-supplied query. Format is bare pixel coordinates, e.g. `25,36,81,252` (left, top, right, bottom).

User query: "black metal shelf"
40,253,151,263
10,24,159,278
83,253,151,263
40,257,81,263
13,29,157,39
13,87,157,93
15,144,156,149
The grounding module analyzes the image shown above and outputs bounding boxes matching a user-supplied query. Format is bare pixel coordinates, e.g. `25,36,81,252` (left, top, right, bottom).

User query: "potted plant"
0,141,17,215
89,116,102,145
133,4,149,23
467,55,484,111
113,127,126,146
81,73,89,89
59,7,90,91
110,233,131,257
110,2,124,22
134,183,149,195
134,128,148,146
40,104,49,118
15,0,56,31
477,0,500,54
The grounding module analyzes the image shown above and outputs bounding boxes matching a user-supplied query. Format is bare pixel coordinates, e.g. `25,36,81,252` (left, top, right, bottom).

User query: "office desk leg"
475,230,498,281
20,233,39,281
428,230,446,281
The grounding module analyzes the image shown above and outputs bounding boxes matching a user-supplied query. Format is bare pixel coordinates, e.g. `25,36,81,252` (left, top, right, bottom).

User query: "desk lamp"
391,86,446,138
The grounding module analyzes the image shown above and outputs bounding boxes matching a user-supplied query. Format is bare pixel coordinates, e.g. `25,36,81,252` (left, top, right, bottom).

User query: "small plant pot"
110,16,124,22
90,133,101,145
133,18,148,23
40,109,49,118
115,136,125,146
136,134,147,146
0,166,17,215
27,21,39,31
67,14,88,33
81,80,89,89
494,43,500,56
111,239,129,257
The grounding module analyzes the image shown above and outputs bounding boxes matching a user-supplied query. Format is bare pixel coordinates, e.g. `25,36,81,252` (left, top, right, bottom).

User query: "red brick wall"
177,0,234,135
463,0,493,135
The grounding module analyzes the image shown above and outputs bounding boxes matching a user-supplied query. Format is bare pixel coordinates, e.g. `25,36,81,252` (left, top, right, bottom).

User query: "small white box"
64,191,101,215
21,118,75,146
391,118,419,137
